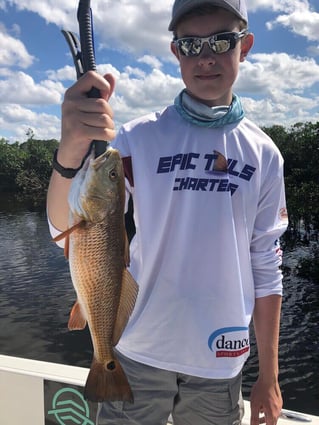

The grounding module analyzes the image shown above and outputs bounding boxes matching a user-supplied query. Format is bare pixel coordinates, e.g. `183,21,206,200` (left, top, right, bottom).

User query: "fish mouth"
92,146,114,171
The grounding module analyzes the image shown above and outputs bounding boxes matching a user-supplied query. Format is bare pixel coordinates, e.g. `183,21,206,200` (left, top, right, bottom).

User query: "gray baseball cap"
168,0,248,31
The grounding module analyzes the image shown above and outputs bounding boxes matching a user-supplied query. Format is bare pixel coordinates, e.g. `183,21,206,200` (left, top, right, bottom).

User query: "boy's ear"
171,41,180,61
240,33,254,62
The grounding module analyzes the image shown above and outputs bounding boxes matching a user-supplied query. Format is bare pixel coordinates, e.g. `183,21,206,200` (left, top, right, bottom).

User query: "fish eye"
109,169,118,180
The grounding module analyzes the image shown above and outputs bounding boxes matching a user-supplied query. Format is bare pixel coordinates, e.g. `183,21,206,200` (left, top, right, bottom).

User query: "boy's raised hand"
58,71,116,168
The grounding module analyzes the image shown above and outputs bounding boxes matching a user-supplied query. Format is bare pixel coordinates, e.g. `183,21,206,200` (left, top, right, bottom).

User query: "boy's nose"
198,42,216,65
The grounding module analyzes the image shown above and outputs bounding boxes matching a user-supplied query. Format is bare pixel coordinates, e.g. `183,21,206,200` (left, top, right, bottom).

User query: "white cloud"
47,62,183,126
249,0,313,14
6,0,77,29
123,66,146,80
46,65,76,82
0,71,65,104
0,24,34,68
308,45,319,56
1,103,38,123
267,7,319,42
138,55,163,70
91,2,174,60
1,60,183,140
235,51,319,125
110,67,183,125
0,104,61,141
253,0,319,42
236,53,319,94
46,63,121,83
242,92,319,127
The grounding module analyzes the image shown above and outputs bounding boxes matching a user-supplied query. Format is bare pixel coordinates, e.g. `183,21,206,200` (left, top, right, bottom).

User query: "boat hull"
0,355,317,425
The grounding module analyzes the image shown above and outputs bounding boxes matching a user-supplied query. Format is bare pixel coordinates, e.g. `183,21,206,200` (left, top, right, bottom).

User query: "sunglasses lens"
211,39,231,54
178,38,202,56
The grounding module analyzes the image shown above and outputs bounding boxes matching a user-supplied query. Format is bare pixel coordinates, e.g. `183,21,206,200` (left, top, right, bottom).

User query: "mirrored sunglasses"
174,29,248,57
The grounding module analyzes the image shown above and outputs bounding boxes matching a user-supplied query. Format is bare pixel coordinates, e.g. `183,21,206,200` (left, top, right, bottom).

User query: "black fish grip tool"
62,0,108,156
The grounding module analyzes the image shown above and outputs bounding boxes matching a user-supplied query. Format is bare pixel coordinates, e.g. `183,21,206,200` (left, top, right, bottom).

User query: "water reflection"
0,208,91,365
0,204,318,414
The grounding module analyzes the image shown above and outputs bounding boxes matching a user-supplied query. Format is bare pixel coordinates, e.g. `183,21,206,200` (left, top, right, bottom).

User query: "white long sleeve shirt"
111,106,287,379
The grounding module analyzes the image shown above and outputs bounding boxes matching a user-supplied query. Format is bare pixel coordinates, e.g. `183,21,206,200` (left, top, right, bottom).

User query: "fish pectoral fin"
52,221,86,243
112,270,139,346
68,300,87,330
52,221,86,259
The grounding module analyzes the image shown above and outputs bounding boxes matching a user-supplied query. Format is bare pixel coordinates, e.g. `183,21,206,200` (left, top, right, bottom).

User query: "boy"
47,0,288,424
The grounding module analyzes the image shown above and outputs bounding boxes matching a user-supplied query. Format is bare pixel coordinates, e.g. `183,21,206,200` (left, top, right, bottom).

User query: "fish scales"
70,222,122,362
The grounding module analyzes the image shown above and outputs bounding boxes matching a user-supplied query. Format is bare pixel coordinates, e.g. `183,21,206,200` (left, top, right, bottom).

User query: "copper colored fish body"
56,147,138,402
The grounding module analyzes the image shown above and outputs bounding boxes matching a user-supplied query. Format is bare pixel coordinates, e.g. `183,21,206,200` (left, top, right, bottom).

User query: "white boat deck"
0,354,317,425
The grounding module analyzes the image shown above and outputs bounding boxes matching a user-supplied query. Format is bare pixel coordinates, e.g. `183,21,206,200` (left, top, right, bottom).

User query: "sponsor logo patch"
208,327,250,358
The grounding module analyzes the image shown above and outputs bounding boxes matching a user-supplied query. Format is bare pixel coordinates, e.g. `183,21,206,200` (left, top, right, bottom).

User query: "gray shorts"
97,351,244,425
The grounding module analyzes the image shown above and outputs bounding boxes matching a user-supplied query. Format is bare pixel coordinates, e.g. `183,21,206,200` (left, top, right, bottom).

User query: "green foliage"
17,138,58,195
0,137,58,202
263,122,319,232
0,138,26,192
263,122,319,281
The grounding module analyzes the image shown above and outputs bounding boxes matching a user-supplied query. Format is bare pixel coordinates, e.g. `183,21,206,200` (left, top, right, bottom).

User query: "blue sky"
0,0,318,142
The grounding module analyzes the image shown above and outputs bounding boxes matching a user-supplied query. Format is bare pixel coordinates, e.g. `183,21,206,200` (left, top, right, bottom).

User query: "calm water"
0,201,318,415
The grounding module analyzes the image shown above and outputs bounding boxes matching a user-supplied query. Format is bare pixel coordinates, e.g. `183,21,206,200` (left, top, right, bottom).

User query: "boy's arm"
47,71,115,232
250,294,283,425
47,169,74,232
249,143,287,424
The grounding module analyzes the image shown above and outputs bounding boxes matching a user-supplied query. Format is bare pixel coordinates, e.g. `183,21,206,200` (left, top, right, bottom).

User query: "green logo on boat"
48,387,94,425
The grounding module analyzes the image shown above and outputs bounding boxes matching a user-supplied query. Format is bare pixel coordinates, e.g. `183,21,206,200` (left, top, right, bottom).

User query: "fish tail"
84,356,134,403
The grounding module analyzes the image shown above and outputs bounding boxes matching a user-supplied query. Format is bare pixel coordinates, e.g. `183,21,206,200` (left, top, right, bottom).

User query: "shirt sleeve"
251,155,288,298
47,214,65,249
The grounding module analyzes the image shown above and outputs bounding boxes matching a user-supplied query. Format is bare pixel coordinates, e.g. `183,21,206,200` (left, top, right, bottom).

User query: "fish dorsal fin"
112,270,139,346
68,300,87,330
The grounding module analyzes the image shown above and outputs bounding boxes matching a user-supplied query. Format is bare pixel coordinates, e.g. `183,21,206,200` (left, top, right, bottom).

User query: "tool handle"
77,0,97,73
77,0,108,156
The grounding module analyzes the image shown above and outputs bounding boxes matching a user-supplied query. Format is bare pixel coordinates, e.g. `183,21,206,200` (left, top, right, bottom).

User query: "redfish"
54,147,138,402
